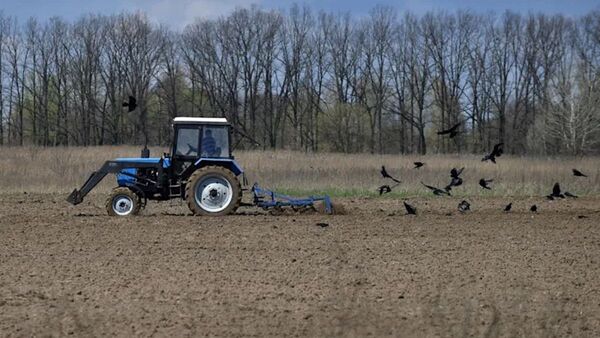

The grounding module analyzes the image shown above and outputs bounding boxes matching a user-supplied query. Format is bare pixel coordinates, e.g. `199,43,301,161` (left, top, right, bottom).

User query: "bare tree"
424,12,474,153
2,7,600,155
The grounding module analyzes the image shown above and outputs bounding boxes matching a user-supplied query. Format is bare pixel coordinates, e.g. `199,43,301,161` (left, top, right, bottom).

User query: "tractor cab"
172,117,232,160
170,117,232,175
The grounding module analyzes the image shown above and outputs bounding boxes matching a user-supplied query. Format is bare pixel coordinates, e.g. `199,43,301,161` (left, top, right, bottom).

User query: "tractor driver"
201,129,219,157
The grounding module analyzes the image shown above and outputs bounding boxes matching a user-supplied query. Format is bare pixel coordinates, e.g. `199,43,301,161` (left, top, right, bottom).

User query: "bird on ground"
565,191,578,198
380,166,401,183
421,182,451,196
504,203,512,212
122,95,137,112
378,185,392,195
404,201,417,215
316,222,329,228
547,182,565,199
479,178,494,190
530,205,538,213
450,167,465,179
437,122,461,138
413,162,425,169
572,169,587,177
458,200,471,213
482,143,504,163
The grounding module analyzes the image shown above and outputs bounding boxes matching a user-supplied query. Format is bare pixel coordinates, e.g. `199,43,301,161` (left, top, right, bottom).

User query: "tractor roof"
173,117,229,125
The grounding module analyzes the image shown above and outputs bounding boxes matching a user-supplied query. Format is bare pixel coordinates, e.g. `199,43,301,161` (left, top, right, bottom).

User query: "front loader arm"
66,160,162,205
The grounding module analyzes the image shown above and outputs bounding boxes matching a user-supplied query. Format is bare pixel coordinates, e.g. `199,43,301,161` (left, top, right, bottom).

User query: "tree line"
1,6,599,155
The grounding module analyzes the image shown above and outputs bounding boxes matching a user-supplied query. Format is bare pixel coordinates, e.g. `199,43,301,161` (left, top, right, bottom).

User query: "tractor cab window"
175,127,200,157
201,126,229,158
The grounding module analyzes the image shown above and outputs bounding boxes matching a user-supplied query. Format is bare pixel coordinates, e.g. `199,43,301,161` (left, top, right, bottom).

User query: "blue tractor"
67,117,244,216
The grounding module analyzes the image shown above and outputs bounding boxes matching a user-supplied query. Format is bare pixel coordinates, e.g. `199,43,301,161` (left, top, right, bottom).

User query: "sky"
1,0,599,29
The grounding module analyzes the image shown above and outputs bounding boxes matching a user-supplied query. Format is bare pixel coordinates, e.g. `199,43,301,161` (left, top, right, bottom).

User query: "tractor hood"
114,157,171,187
114,157,171,168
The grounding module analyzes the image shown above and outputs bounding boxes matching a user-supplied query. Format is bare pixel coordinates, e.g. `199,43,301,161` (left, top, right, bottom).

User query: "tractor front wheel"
185,166,241,216
106,187,141,216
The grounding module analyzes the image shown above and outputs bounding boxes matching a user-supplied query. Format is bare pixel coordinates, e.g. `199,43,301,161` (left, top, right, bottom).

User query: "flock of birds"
377,123,589,216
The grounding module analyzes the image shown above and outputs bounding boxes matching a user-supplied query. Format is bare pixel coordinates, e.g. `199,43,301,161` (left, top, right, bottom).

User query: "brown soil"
1,193,599,337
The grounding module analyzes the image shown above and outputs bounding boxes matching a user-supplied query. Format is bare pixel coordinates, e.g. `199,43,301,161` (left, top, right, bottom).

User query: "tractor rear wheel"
185,166,241,216
106,187,141,216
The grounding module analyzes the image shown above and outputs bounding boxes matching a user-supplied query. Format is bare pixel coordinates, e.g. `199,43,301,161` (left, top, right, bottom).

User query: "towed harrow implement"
251,183,336,214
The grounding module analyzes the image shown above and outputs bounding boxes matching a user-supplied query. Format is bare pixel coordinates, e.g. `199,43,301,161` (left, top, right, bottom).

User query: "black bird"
482,143,504,163
547,182,565,199
445,177,463,192
572,169,587,177
564,191,578,198
450,167,465,179
413,162,425,169
316,222,329,228
378,185,392,195
530,205,538,213
445,167,465,191
437,122,461,138
403,201,417,215
122,95,137,112
479,178,493,190
380,166,401,183
421,182,451,196
504,203,512,212
458,200,471,213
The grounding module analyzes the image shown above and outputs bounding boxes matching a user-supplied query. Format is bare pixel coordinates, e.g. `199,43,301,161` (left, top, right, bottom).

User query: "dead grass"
0,146,599,197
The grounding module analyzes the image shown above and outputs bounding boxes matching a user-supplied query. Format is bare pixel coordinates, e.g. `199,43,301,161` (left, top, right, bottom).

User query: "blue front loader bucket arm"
66,159,165,205
251,183,333,214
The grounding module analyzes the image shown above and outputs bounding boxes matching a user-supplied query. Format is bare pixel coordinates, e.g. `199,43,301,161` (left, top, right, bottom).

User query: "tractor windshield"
201,126,229,158
175,127,200,157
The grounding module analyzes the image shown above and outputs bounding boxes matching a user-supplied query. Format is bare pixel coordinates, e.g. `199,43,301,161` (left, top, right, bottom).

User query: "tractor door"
199,125,231,158
172,124,201,175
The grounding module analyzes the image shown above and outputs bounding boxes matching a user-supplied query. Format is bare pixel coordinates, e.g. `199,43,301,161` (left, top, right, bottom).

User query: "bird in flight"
445,167,465,191
122,95,137,112
378,185,392,195
413,162,425,169
504,203,512,212
445,177,463,192
450,167,464,179
403,201,417,215
530,205,538,213
482,143,504,163
547,182,565,199
380,166,401,183
421,182,451,196
572,169,587,177
479,178,494,190
437,122,461,138
458,200,471,213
